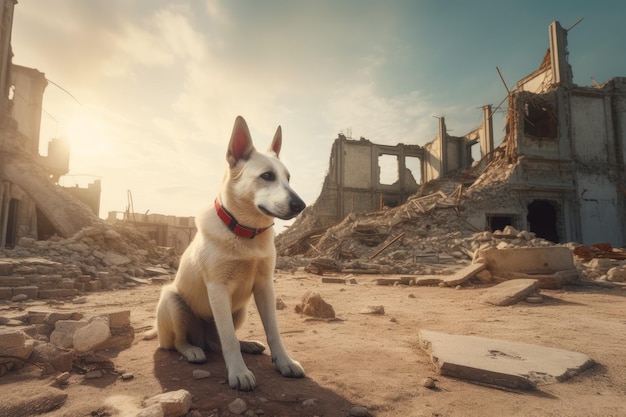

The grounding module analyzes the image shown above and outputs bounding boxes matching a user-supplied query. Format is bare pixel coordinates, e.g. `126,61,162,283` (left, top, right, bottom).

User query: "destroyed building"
105,211,196,255
278,20,626,258
0,0,101,248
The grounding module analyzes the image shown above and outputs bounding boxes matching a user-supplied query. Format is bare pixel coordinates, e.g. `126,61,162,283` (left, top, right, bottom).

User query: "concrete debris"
607,265,626,282
136,404,165,417
419,330,595,390
349,405,371,416
143,389,192,417
0,222,178,301
478,279,540,306
421,377,437,389
359,305,385,315
573,243,626,261
227,397,248,415
295,291,336,319
192,369,211,379
0,309,133,378
277,182,577,278
29,342,74,373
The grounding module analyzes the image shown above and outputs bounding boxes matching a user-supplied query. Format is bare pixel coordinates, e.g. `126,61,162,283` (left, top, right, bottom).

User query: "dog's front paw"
273,356,305,378
228,368,257,391
182,346,206,363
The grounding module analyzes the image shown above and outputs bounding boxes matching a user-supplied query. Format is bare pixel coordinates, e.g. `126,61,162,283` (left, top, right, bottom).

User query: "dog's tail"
142,327,158,340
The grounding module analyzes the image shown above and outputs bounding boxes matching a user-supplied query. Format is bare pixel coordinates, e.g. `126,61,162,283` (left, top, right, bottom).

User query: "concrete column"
482,105,494,159
549,21,573,87
439,117,447,178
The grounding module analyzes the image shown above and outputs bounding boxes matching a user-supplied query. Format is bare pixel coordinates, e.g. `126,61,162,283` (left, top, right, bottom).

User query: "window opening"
378,154,398,185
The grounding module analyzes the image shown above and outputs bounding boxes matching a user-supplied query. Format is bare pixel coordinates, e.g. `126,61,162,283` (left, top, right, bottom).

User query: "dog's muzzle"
260,193,306,220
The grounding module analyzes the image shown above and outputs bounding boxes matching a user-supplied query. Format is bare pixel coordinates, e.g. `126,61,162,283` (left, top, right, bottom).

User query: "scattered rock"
136,403,165,417
359,305,385,315
607,265,626,282
73,316,111,353
50,320,88,348
349,405,370,416
84,369,103,379
421,377,436,389
295,291,335,319
30,342,74,373
143,389,192,417
0,329,34,373
192,369,211,379
228,398,248,415
302,398,318,406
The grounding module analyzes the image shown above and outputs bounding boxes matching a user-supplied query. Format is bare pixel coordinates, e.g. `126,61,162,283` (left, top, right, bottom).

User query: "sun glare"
65,113,109,157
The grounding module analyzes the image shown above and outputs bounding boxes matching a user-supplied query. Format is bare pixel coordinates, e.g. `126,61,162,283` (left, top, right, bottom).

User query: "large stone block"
30,342,74,373
73,316,111,353
50,320,89,348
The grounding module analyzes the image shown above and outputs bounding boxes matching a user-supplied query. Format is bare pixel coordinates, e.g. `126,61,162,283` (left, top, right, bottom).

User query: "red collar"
214,199,273,239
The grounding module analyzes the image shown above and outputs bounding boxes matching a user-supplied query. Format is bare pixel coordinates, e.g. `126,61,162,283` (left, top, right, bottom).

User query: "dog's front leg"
254,278,305,379
206,282,257,391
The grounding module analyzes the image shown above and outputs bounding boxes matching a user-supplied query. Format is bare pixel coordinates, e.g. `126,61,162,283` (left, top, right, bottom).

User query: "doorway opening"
527,199,559,243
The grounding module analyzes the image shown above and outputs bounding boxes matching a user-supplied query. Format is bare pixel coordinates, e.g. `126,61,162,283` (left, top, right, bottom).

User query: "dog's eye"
260,172,276,181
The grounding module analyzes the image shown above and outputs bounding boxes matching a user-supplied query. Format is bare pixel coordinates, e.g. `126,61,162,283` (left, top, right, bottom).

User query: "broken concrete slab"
375,264,487,287
440,263,486,286
477,247,579,288
492,269,580,289
479,279,539,306
481,247,570,271
419,330,595,390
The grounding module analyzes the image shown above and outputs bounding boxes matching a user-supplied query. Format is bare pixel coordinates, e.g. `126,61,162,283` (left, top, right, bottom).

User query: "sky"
10,1,626,230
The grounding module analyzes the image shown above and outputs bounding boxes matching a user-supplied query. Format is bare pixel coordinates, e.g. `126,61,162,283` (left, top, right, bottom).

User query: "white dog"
147,116,306,390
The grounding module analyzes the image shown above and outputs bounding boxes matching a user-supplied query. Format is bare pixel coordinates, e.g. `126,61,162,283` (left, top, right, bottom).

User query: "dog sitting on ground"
146,115,306,391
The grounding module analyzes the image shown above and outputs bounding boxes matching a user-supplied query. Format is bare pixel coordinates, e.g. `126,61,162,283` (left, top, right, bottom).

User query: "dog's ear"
269,125,282,157
227,116,255,167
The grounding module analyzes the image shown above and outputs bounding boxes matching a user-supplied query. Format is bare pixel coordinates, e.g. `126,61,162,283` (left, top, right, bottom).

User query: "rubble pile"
0,309,133,378
278,185,553,275
277,159,625,281
0,222,178,300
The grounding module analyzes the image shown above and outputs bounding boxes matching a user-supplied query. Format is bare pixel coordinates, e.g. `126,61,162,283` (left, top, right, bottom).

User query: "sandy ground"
2,271,626,417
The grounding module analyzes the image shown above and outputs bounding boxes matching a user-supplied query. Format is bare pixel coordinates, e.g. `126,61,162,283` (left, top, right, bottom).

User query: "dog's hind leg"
232,306,266,354
157,289,207,363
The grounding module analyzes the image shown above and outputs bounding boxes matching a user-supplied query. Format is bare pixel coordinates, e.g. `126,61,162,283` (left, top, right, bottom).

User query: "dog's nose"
290,196,306,214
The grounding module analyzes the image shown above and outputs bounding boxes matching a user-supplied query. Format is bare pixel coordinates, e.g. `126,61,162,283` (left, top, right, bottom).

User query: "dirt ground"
2,271,626,417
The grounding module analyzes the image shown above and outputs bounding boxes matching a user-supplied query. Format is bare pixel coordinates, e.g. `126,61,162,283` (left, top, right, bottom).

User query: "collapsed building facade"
279,21,625,254
0,0,101,248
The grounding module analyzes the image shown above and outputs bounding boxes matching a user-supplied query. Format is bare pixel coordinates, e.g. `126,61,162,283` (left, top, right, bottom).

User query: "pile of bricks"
0,222,177,301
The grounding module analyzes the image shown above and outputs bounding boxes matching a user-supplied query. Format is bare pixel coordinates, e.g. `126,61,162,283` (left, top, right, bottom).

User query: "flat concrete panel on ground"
419,330,595,390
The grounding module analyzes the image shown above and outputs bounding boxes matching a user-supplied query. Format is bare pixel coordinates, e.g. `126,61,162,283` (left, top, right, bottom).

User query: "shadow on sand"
153,348,360,417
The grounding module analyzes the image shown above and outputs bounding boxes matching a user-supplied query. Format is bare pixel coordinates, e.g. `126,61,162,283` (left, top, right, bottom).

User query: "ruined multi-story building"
0,0,101,248
472,21,625,246
282,21,625,249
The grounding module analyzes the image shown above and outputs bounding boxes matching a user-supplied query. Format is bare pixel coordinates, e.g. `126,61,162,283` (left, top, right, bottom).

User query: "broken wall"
0,12,101,246
306,136,422,228
570,79,626,245
423,110,493,183
106,211,197,254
